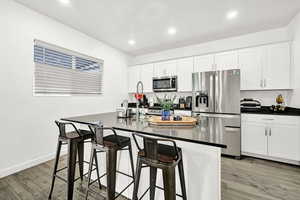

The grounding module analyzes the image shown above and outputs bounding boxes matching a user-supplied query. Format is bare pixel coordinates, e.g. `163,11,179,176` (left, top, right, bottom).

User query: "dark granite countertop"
241,106,300,116
62,112,226,148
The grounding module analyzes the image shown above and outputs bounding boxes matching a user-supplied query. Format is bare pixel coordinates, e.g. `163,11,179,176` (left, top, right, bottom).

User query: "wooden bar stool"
48,121,101,200
132,133,187,200
85,124,135,200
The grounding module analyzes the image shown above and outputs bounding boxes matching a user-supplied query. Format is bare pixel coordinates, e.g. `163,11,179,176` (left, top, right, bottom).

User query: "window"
33,40,104,95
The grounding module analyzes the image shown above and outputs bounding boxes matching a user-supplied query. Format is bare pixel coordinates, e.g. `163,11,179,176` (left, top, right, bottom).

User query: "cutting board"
148,116,197,126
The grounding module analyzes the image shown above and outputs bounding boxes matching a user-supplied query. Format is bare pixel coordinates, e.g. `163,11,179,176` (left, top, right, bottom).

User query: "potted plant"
155,94,176,121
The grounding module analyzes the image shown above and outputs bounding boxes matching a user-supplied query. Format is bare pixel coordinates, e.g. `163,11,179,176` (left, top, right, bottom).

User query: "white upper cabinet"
128,65,141,93
154,60,177,77
238,47,263,90
214,50,239,70
128,42,291,93
140,63,154,93
194,54,214,72
177,57,194,92
263,42,291,90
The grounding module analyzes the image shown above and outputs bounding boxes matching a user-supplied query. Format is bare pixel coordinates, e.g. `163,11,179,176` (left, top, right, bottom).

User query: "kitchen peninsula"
62,112,226,200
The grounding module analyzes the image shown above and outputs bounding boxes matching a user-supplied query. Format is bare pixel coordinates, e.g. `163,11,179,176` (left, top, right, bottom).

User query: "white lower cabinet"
242,120,268,155
242,114,300,164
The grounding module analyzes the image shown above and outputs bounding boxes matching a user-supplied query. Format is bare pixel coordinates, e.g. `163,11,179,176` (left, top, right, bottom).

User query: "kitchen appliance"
240,98,262,112
192,69,241,157
185,96,193,110
153,76,177,92
179,97,186,109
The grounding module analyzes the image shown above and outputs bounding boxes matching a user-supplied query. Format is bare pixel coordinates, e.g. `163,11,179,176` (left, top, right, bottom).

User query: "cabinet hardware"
260,79,263,88
269,128,272,136
262,118,274,121
264,79,267,88
265,128,267,136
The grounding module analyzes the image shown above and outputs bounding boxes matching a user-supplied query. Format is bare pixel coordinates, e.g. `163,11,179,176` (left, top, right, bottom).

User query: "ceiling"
15,0,300,56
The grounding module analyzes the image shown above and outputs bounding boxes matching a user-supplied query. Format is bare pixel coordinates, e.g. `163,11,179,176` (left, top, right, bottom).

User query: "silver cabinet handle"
260,79,263,88
264,79,267,88
269,128,272,136
265,128,267,136
262,118,274,121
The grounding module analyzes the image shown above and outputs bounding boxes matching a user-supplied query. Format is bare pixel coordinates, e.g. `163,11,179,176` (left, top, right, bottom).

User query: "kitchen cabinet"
242,120,268,156
194,54,214,72
154,60,177,77
242,114,300,164
140,63,154,92
238,47,263,90
268,123,300,161
214,50,239,71
128,42,291,93
177,57,194,92
128,65,141,93
263,42,291,90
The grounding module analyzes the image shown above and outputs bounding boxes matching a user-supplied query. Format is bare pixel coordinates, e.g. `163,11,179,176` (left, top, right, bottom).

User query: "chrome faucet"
136,81,144,118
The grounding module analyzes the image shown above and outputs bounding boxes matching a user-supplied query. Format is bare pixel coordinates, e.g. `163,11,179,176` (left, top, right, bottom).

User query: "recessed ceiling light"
58,0,71,6
168,27,177,35
226,10,238,20
128,40,136,46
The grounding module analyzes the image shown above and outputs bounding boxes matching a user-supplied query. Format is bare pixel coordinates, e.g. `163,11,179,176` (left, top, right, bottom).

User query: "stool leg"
77,141,84,182
67,140,78,200
85,145,95,200
178,152,187,200
162,167,176,200
128,143,135,179
149,167,157,200
93,149,102,190
106,148,117,200
132,157,142,200
48,140,62,199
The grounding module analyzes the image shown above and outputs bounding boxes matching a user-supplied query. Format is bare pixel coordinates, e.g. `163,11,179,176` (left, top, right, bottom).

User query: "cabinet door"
177,57,194,92
128,66,140,93
194,54,214,72
268,124,300,161
215,51,239,71
238,47,263,90
140,63,154,93
263,42,291,89
154,60,177,77
242,121,268,156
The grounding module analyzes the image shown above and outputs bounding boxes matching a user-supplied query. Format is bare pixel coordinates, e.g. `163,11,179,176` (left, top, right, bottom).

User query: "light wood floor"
0,156,299,200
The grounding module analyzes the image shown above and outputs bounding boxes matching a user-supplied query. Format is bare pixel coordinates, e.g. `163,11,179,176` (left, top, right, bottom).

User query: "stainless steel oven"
153,76,177,92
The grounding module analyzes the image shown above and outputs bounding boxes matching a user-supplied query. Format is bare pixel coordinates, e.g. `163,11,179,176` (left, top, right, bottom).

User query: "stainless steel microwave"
153,76,177,92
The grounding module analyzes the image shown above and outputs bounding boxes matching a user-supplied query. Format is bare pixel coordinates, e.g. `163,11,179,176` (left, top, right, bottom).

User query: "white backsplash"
128,90,293,107
241,90,292,106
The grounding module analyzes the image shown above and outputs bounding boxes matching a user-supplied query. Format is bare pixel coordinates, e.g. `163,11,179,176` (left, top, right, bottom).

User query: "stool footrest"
138,185,184,200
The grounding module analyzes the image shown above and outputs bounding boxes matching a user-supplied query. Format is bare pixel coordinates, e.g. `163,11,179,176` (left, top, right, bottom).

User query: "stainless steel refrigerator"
192,69,241,158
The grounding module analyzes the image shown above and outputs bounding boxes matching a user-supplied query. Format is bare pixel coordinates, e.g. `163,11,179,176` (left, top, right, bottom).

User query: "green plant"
155,94,177,111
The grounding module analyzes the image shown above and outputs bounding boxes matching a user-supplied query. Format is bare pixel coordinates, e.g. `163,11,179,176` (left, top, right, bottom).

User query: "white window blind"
34,40,104,95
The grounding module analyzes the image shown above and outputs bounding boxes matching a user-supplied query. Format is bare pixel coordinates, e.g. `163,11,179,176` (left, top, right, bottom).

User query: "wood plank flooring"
0,156,299,200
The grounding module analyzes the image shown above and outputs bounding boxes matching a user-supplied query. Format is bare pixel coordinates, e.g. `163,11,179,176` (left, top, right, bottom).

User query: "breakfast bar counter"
62,112,225,200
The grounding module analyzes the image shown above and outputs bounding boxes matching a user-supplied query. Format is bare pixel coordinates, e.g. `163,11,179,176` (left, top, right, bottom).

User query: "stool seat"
138,144,181,163
103,134,131,148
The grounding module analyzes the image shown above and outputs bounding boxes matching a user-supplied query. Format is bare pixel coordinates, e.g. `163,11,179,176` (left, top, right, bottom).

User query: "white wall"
131,28,289,65
0,0,131,178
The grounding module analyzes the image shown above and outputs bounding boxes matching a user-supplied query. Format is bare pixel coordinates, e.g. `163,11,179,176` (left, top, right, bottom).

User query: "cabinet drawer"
242,114,300,125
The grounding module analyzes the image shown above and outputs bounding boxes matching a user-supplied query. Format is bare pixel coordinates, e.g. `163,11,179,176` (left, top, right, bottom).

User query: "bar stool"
85,124,135,200
132,133,187,200
48,121,101,200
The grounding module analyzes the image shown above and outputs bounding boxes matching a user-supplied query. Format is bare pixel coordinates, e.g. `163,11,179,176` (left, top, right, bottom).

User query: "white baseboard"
0,150,67,178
